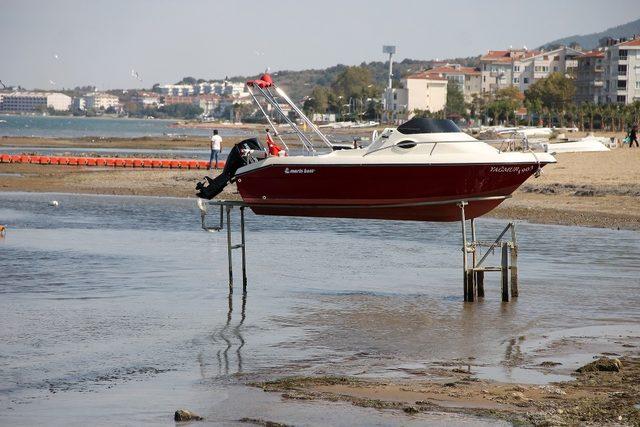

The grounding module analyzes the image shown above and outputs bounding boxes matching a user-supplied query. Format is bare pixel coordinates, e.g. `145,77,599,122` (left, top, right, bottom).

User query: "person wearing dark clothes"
630,125,639,148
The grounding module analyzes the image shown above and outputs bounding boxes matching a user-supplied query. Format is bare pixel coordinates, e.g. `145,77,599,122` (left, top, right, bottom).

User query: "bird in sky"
130,69,142,82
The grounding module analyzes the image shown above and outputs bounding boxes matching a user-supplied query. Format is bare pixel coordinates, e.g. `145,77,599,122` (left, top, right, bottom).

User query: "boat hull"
236,162,546,221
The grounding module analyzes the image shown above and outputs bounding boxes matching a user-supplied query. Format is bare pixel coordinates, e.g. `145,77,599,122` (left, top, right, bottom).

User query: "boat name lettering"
489,165,534,174
284,168,316,174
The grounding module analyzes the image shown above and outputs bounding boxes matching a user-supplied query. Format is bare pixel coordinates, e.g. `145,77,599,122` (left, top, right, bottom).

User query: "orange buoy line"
0,154,224,170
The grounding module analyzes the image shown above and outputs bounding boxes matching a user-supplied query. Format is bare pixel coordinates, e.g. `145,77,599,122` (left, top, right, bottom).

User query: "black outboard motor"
196,138,263,200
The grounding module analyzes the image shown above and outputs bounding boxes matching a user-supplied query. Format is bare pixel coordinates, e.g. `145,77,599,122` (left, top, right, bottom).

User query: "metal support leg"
501,243,509,302
509,223,518,298
240,206,247,293
226,206,233,292
470,218,478,300
459,202,471,302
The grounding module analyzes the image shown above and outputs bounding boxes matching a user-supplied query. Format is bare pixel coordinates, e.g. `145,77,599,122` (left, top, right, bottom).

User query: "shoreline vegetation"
1,133,639,231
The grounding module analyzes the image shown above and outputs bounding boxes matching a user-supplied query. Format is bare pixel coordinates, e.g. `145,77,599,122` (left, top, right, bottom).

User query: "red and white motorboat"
196,74,555,222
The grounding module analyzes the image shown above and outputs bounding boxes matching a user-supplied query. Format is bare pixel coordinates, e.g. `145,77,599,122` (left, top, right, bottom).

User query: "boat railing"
246,75,334,156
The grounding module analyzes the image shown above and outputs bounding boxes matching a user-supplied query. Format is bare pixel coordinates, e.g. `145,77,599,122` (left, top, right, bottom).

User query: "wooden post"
501,243,509,302
509,223,518,298
476,271,485,298
466,270,475,302
226,206,233,293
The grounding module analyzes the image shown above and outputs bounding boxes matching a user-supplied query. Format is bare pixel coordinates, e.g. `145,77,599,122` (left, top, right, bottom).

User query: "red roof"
426,65,480,76
405,72,447,81
481,49,542,63
618,38,640,47
581,50,605,58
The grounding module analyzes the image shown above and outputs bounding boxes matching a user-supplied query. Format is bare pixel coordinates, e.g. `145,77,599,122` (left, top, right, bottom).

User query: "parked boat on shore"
196,74,556,222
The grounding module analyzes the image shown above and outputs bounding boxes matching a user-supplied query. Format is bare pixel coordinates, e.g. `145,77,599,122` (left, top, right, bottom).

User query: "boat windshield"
396,118,461,134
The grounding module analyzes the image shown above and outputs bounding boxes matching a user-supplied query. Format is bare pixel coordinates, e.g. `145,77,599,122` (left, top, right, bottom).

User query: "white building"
160,81,250,98
83,92,120,110
480,47,583,93
423,64,481,102
604,37,640,104
131,92,160,109
0,92,71,112
390,72,448,119
159,84,195,96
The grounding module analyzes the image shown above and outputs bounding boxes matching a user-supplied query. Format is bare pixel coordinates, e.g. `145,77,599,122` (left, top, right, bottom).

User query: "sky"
1,0,639,90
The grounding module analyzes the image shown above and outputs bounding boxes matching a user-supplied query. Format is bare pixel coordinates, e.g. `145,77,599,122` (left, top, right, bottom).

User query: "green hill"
540,17,640,50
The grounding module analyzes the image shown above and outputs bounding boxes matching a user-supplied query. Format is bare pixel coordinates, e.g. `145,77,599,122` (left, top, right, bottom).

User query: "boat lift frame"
198,196,519,302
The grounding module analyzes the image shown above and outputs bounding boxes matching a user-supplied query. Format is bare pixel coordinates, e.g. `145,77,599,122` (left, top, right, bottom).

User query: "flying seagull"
130,69,142,82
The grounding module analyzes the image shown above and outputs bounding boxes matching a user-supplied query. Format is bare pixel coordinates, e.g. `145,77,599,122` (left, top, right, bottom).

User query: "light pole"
382,45,396,123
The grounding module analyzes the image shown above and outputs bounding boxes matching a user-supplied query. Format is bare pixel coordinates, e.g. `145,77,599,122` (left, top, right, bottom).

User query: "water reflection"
209,290,247,377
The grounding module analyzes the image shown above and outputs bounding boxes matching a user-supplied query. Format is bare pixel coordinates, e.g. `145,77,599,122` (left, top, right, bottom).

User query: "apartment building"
390,72,448,119
423,64,481,102
481,46,583,93
604,38,640,104
159,84,195,96
161,81,249,98
83,92,120,110
131,92,161,109
0,92,71,112
575,50,606,104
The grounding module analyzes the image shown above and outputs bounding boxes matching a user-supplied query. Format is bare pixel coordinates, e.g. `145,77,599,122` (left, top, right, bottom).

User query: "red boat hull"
236,162,545,221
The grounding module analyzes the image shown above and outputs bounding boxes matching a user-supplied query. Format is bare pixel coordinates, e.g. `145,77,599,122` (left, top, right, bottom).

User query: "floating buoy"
49,200,59,207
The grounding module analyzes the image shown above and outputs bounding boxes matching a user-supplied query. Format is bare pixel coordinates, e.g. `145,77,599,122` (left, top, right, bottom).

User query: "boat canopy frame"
246,74,334,155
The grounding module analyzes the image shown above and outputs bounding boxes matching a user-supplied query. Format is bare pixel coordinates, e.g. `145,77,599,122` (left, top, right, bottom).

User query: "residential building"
424,64,481,102
391,72,448,119
131,92,160,109
575,50,606,104
83,92,120,110
163,94,221,116
481,47,583,93
0,92,71,112
160,81,250,98
72,97,86,111
159,84,195,96
603,37,640,104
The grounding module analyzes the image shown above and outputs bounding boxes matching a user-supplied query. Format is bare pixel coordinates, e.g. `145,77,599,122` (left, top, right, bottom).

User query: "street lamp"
382,45,397,123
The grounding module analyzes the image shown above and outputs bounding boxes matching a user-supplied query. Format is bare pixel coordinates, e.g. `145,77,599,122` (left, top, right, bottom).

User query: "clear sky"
1,0,638,90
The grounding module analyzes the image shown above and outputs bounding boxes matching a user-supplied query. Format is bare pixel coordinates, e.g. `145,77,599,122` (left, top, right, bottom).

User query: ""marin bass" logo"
284,168,316,174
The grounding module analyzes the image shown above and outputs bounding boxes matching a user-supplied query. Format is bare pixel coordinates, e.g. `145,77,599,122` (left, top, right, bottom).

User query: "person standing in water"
209,129,222,169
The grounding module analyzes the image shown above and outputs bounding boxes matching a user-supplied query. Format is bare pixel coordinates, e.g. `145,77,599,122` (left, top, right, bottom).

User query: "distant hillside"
229,56,480,101
540,17,640,50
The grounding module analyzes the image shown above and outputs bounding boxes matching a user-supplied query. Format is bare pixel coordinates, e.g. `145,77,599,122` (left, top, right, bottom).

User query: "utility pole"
382,45,396,124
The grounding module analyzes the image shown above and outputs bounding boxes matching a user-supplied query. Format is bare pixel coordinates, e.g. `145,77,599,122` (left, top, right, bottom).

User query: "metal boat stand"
197,197,519,302
458,201,518,302
197,199,249,293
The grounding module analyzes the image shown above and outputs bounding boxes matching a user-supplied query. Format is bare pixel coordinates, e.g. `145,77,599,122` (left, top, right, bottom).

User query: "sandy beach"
1,136,639,230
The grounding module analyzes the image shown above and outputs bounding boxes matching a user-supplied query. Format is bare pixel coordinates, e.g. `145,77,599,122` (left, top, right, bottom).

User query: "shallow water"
0,114,250,139
0,192,638,425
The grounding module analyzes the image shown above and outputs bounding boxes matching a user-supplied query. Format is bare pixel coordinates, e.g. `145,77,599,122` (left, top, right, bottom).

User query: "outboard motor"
196,137,263,200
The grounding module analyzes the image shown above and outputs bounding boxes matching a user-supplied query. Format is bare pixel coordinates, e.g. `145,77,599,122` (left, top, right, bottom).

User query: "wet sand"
2,137,639,230
258,356,640,425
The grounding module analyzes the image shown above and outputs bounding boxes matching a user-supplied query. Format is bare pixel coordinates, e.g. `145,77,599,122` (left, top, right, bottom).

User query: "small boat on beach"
196,74,556,222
